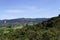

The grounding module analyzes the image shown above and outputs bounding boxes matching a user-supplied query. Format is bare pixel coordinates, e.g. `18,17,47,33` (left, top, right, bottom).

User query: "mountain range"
0,18,49,26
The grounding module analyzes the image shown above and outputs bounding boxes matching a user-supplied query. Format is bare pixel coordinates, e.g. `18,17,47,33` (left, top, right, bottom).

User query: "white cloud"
5,10,24,13
23,6,49,13
24,6,37,10
5,6,49,14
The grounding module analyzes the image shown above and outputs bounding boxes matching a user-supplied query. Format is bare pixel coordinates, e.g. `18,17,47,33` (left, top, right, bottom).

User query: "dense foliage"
0,15,60,40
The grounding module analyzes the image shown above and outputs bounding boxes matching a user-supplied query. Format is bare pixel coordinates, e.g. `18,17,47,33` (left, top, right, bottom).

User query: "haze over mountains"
0,18,48,26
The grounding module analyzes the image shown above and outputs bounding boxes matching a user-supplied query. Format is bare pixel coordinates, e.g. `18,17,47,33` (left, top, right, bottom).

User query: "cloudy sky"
0,0,60,19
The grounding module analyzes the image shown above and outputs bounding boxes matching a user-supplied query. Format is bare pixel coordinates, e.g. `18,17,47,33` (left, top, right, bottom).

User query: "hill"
0,15,60,40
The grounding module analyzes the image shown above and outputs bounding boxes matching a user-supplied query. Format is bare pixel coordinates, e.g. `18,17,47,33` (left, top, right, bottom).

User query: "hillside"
0,15,60,40
40,14,60,28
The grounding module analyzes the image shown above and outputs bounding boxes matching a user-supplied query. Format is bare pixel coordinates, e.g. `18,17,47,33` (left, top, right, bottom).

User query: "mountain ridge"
0,18,49,26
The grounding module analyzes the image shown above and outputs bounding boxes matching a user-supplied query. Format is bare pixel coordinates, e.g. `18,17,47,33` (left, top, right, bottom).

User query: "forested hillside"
0,15,60,40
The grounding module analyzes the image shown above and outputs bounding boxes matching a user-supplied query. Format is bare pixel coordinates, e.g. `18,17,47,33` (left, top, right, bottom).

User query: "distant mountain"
0,18,49,26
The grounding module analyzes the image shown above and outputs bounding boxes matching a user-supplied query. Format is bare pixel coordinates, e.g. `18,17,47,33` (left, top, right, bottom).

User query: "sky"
0,0,60,19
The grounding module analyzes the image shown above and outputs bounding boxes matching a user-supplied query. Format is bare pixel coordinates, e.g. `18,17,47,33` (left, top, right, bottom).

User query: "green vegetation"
0,15,60,40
